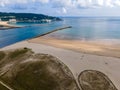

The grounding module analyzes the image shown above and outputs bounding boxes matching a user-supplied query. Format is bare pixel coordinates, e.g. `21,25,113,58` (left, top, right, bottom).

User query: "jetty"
32,26,72,39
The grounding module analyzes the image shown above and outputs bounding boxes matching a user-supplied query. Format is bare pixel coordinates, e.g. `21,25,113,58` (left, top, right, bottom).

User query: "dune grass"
0,48,79,90
0,51,6,60
0,83,9,90
8,48,30,59
10,61,58,90
78,70,117,90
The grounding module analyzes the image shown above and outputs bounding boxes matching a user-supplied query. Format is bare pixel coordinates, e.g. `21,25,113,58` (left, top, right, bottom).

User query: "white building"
9,19,17,23
41,19,52,23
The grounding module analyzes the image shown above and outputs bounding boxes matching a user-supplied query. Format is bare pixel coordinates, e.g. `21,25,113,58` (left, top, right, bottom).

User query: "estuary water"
1,17,120,48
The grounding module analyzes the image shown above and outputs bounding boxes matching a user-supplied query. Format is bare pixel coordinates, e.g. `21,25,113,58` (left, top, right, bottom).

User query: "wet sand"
29,36,120,58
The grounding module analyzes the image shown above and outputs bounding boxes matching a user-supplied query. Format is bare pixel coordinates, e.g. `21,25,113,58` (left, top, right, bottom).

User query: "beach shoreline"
28,36,120,58
0,21,22,30
1,26,120,89
0,12,120,90
1,40,120,89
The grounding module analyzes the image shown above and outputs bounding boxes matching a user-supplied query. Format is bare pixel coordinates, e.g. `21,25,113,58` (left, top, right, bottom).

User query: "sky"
0,0,120,17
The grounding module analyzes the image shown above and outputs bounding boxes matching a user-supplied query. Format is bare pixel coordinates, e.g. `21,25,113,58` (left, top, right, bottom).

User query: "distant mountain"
0,12,62,23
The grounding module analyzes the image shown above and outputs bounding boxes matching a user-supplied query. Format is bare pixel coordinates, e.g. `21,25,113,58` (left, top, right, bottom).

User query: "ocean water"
0,22,65,48
0,17,120,48
51,17,120,40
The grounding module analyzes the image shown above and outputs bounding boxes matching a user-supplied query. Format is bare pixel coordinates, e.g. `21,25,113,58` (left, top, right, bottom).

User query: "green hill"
0,12,61,22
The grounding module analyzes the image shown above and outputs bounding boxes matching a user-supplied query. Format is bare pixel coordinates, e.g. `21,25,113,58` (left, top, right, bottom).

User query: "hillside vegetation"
0,12,61,22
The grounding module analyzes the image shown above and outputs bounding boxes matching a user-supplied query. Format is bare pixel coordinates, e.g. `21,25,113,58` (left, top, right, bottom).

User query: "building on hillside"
8,19,17,23
41,19,52,23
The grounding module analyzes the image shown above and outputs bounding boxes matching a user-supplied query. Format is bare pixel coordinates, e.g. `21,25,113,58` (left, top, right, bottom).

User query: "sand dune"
1,41,120,89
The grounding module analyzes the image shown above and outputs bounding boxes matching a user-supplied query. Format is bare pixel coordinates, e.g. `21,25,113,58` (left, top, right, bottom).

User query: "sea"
0,17,120,48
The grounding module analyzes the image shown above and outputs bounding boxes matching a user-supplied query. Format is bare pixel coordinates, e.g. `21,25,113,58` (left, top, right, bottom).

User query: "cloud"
51,0,73,8
62,7,67,14
33,0,49,3
97,0,104,6
0,0,120,14
105,0,114,7
113,0,120,6
0,2,5,7
51,0,120,9
10,4,28,10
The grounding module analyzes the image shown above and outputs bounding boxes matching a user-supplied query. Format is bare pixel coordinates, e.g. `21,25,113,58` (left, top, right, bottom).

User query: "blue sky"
0,0,120,16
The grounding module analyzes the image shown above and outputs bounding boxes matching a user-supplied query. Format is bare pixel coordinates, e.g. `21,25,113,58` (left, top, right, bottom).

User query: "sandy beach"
0,21,22,29
1,25,120,89
29,36,120,58
0,21,8,26
1,40,120,89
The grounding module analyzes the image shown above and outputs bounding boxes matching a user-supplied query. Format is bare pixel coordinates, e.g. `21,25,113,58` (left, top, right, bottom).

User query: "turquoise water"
52,17,120,40
0,17,120,48
0,21,64,48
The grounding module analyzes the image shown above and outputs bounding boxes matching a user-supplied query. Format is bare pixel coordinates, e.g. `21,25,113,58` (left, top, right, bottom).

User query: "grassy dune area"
0,47,118,90
0,48,79,90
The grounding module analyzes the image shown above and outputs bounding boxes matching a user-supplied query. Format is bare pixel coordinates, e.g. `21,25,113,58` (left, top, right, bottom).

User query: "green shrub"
0,83,8,90
9,48,29,59
12,62,58,90
0,51,6,60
